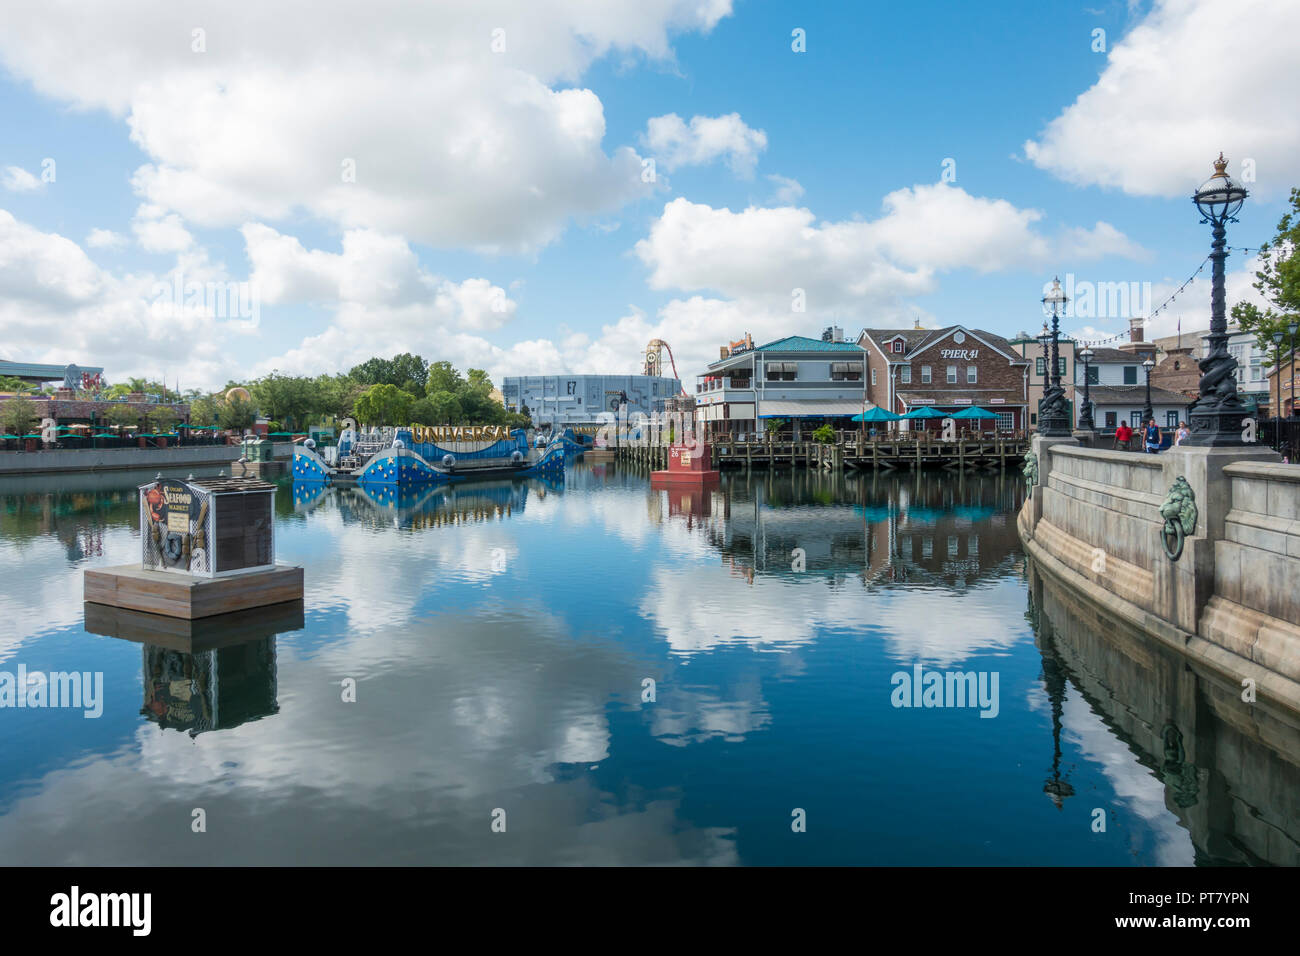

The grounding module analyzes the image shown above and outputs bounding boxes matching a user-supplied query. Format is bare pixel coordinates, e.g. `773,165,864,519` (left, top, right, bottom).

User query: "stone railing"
1019,435,1300,709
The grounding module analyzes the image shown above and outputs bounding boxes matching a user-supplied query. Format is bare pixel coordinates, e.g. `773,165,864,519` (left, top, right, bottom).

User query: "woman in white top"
1173,422,1191,446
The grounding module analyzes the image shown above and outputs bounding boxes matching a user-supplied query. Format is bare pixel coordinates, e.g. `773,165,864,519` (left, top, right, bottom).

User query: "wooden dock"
614,431,1029,472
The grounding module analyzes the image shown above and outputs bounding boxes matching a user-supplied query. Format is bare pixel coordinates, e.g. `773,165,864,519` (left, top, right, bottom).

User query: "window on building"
1058,357,1067,376
1035,357,1045,377
946,365,957,384
1086,366,1099,385
891,340,903,353
831,362,862,381
921,366,932,384
1250,354,1263,382
1030,412,1037,425
900,365,911,384
871,368,877,386
566,381,576,395
765,362,796,382
1130,411,1142,427
967,366,977,384
1123,366,1138,384
1166,410,1178,429
996,411,1014,431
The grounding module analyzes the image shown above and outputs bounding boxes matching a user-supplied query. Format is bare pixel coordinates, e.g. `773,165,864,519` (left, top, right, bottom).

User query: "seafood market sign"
141,478,211,574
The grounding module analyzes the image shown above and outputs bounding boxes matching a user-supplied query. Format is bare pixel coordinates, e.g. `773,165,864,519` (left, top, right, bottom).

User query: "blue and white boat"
293,426,566,487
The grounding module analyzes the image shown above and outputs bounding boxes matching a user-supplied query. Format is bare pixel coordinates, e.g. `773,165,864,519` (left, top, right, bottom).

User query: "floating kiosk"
650,441,720,489
83,474,304,619
293,424,566,487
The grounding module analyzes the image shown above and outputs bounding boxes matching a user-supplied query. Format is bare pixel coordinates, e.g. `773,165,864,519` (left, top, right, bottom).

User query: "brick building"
858,325,1030,431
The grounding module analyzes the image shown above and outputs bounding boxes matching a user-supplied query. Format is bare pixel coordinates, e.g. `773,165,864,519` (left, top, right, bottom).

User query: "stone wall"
1019,436,1300,711
0,444,239,476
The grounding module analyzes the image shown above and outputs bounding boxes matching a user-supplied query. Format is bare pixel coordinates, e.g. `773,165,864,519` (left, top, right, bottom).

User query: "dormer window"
891,340,904,354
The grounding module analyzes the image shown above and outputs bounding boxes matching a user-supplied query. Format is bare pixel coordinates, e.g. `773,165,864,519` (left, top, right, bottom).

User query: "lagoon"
0,462,1293,864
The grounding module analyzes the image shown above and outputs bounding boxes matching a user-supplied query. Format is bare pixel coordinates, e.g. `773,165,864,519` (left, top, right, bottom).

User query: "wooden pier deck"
614,431,1030,472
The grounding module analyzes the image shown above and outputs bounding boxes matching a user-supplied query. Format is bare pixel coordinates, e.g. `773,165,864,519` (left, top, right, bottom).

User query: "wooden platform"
83,564,304,620
83,600,304,652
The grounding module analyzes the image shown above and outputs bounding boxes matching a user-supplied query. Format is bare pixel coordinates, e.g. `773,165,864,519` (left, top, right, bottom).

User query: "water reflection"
1028,562,1300,864
0,462,1294,864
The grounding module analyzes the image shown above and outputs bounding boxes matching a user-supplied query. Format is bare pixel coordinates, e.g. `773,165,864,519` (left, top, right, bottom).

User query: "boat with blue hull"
292,426,567,487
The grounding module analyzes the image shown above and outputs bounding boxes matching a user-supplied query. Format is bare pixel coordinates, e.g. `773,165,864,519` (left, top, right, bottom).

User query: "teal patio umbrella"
902,406,944,419
950,406,1000,419
852,407,902,422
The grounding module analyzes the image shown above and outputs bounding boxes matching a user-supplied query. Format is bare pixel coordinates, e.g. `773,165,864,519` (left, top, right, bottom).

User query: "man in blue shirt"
1143,419,1162,453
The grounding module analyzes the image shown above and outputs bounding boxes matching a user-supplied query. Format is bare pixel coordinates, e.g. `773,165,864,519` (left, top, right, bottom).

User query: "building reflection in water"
646,468,1024,589
1028,562,1300,865
83,600,302,738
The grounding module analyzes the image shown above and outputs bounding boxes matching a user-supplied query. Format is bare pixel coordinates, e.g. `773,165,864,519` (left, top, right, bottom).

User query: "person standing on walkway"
1144,419,1162,453
1174,421,1190,446
1113,421,1133,450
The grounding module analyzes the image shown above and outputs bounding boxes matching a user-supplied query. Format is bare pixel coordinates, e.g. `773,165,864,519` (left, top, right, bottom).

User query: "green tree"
424,390,463,424
1232,186,1300,357
104,405,144,429
0,376,35,394
425,360,466,396
250,371,320,432
0,397,36,436
149,407,179,434
353,383,415,426
351,353,428,395
188,394,218,427
813,423,835,444
219,394,256,432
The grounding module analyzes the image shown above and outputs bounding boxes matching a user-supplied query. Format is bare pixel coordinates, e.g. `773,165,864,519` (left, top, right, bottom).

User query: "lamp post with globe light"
1187,154,1250,445
1038,278,1071,436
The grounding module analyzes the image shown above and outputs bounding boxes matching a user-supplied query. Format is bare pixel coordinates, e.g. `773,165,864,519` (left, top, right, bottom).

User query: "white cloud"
642,112,767,177
131,204,193,253
2,166,41,192
765,174,804,204
85,228,127,249
0,208,254,386
247,225,522,378
0,1,735,253
1024,0,1300,198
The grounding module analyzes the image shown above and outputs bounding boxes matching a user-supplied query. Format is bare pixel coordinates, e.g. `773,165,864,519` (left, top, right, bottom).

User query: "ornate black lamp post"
1187,154,1249,445
1077,347,1095,431
1142,357,1155,426
1289,321,1299,418
1038,278,1071,436
1273,331,1285,450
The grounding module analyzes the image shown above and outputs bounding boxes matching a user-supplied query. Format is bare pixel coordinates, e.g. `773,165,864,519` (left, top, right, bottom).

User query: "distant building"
1009,331,1076,430
696,331,866,439
1264,351,1298,418
862,324,1030,431
0,359,105,388
501,374,682,426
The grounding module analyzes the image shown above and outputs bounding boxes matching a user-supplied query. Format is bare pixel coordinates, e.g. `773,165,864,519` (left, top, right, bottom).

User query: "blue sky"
0,0,1294,389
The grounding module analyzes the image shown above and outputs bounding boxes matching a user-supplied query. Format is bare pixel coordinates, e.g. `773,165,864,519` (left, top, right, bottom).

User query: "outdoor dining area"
850,404,1011,439
0,423,232,451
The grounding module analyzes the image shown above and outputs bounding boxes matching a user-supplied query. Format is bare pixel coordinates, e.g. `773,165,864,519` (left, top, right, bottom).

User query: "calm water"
0,461,1295,865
